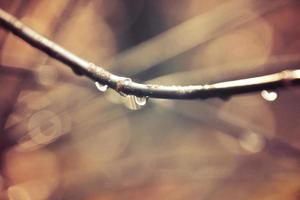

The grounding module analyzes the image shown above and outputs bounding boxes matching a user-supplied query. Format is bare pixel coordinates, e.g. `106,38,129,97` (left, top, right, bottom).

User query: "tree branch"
1,8,300,100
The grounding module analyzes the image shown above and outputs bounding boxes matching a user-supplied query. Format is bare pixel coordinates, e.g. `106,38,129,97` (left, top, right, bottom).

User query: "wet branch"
1,8,300,100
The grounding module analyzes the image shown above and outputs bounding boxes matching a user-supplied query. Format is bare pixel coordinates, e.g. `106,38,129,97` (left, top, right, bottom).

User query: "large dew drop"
95,82,108,92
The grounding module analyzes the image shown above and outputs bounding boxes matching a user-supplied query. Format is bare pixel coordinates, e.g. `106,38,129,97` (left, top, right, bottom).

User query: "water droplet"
125,96,140,110
123,96,147,110
122,78,132,85
261,90,278,101
95,82,108,92
117,78,132,97
134,96,147,106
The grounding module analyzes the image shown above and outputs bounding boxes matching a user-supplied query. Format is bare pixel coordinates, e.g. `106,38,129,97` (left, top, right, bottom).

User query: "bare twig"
1,8,300,100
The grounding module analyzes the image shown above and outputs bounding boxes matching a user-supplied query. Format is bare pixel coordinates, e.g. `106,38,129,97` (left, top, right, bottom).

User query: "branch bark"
1,8,300,100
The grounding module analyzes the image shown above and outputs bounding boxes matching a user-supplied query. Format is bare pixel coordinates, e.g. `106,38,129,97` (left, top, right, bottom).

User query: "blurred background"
1,0,300,199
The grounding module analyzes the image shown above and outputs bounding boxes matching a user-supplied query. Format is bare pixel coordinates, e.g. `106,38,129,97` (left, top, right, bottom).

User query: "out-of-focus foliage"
1,0,300,200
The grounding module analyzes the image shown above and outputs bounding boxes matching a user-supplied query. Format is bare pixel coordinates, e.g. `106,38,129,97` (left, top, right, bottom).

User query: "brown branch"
1,8,300,100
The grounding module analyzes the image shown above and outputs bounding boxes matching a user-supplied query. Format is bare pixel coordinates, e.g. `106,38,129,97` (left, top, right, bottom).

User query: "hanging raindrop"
124,96,148,110
95,82,108,92
134,96,148,106
261,90,278,102
126,96,139,110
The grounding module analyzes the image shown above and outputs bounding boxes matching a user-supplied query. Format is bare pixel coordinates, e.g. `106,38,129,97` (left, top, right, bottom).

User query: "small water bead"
124,96,148,110
125,96,140,110
261,90,278,102
134,96,148,106
96,77,148,110
95,82,108,92
121,78,132,85
116,78,132,97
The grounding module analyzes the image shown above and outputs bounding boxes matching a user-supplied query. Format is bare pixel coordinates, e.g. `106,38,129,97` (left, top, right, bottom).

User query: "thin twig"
1,8,300,100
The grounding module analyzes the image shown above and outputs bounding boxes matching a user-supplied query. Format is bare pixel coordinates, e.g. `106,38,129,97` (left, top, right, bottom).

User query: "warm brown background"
1,0,300,199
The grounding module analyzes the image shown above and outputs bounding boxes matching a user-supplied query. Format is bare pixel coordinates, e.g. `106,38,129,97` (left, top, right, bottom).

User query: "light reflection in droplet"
134,96,147,106
95,82,108,92
125,96,141,110
123,96,148,110
261,90,278,101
